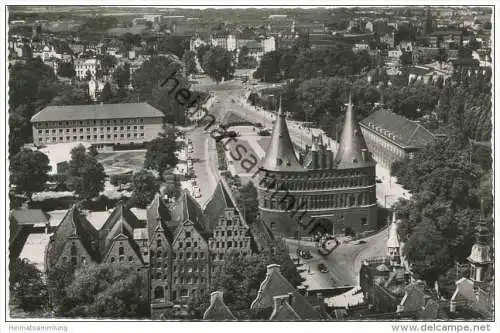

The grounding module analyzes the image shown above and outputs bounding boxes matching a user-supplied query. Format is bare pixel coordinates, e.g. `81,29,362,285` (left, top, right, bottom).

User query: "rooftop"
31,102,164,122
360,109,435,149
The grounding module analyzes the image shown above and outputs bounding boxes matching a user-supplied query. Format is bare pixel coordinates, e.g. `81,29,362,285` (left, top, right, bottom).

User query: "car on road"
297,249,312,259
192,186,201,198
318,263,329,273
258,129,271,136
376,177,383,183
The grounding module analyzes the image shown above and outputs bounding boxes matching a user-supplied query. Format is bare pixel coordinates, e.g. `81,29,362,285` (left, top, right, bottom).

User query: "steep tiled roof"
203,291,236,320
269,295,302,321
335,94,374,169
203,179,248,232
98,203,144,261
46,205,100,267
251,264,323,320
170,190,208,238
146,193,171,241
31,102,164,122
260,101,304,172
360,109,435,149
451,278,492,318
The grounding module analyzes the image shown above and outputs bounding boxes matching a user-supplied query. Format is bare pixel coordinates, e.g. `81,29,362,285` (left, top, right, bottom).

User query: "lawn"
96,150,146,175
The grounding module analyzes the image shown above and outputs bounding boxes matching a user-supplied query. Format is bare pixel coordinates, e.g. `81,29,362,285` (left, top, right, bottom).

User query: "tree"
9,58,61,155
130,169,159,208
85,70,92,81
400,51,413,66
238,181,259,225
57,263,149,318
49,86,91,106
113,63,131,89
101,55,117,75
196,44,211,66
57,61,76,78
132,55,184,100
10,149,51,200
67,145,106,201
182,50,198,76
188,243,303,319
100,82,113,103
144,125,182,178
254,50,282,82
9,258,48,312
202,46,235,84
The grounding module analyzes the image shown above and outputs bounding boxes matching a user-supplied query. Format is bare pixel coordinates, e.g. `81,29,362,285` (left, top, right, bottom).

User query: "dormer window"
286,160,291,166
276,158,283,166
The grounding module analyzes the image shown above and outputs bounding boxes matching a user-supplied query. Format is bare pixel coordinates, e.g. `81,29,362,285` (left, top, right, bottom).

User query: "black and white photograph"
1,1,498,330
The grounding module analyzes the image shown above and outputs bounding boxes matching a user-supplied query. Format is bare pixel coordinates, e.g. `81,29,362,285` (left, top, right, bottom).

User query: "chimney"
311,139,319,169
361,149,368,161
210,291,224,305
316,293,326,314
267,264,281,275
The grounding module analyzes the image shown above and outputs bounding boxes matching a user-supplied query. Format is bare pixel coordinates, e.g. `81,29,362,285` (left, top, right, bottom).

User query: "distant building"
359,109,435,169
31,103,164,148
449,210,493,319
10,208,50,260
359,212,409,313
74,58,100,80
88,78,107,101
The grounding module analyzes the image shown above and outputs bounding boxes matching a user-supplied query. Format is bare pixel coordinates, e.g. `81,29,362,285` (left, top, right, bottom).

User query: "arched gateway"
257,95,378,238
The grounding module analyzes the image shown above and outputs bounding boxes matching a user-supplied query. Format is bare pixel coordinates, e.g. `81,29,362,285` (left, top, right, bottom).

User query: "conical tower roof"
335,94,373,168
261,98,304,172
467,202,492,265
386,211,400,249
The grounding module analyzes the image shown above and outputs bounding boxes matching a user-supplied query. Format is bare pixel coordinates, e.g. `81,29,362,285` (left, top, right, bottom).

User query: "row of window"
150,250,206,260
262,191,376,210
261,176,371,191
153,286,203,300
38,125,145,134
35,118,145,128
38,133,145,143
212,240,248,249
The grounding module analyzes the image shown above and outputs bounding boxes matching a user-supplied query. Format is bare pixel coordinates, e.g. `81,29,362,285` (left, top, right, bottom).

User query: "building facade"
256,97,378,238
45,179,254,318
359,109,435,169
31,103,164,148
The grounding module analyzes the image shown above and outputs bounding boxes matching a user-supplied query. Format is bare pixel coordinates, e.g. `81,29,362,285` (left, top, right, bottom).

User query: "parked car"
297,249,312,259
258,129,271,136
318,263,329,273
376,177,383,183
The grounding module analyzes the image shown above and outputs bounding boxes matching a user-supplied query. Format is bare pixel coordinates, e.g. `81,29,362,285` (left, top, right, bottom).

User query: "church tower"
467,204,492,288
386,211,401,265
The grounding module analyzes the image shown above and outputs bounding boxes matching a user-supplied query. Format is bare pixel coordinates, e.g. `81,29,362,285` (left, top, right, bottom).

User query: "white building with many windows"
31,103,164,149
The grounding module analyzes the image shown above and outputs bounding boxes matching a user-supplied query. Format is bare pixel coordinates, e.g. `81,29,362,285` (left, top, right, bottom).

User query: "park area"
96,150,146,175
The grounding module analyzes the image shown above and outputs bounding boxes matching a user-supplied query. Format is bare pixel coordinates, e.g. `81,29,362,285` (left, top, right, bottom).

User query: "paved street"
187,75,410,290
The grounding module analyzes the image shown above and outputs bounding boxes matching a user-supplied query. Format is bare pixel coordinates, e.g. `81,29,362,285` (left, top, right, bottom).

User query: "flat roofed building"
31,102,164,148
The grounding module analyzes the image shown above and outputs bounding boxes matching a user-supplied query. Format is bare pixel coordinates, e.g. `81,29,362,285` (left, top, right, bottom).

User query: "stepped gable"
335,94,373,169
98,202,144,262
203,291,236,320
46,205,100,267
260,99,304,172
250,264,323,320
146,193,171,241
203,178,248,232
